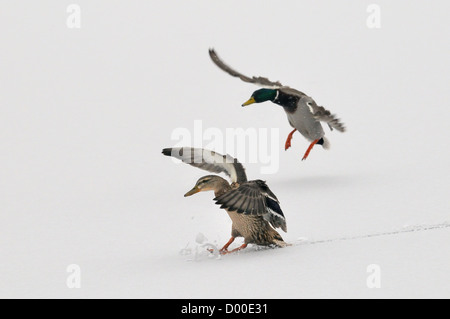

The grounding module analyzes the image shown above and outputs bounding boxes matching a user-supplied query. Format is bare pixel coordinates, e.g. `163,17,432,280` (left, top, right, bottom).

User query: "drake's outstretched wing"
306,100,346,132
209,48,284,89
214,180,287,232
162,147,247,184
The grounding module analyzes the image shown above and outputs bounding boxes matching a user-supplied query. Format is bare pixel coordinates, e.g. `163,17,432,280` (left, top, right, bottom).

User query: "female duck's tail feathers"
272,238,288,247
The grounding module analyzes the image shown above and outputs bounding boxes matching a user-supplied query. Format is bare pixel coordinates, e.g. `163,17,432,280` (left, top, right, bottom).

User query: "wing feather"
307,101,346,132
214,180,287,232
209,48,284,89
162,147,247,184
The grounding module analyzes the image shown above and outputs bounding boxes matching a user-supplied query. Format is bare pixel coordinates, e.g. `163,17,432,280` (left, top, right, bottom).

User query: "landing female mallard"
209,49,346,160
162,147,287,254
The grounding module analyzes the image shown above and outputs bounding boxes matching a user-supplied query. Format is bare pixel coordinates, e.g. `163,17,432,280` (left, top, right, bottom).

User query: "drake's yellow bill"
242,97,256,106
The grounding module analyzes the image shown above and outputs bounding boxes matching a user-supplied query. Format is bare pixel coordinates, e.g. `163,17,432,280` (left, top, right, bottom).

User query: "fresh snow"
1,1,449,298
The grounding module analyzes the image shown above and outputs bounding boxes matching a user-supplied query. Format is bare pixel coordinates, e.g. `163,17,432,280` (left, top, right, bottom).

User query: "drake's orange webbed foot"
285,129,297,150
302,139,320,161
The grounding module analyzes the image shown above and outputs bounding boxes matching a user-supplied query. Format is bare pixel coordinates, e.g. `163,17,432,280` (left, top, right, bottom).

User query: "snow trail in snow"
294,222,450,246
179,222,450,261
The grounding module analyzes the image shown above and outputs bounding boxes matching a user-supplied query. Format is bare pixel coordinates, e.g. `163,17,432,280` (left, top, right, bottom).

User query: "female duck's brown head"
184,175,230,198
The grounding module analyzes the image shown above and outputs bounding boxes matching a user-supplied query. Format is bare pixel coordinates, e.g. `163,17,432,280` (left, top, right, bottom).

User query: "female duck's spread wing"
162,147,247,184
306,100,346,132
214,180,287,232
209,48,284,89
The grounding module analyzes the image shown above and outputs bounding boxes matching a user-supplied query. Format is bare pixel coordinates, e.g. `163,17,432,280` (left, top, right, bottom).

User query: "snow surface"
1,1,449,298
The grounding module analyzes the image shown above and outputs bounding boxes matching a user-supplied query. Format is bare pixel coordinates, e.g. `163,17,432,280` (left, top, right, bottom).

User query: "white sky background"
0,1,449,298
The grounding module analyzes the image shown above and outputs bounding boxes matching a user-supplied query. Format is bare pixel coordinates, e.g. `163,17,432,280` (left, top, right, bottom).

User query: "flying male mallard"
209,49,346,160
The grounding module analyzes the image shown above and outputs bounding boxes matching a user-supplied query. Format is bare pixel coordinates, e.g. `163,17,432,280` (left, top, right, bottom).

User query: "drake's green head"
242,89,278,106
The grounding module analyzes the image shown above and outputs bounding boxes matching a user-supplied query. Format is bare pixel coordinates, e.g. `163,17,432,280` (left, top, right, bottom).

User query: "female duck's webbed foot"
221,243,248,255
218,237,235,255
217,237,248,255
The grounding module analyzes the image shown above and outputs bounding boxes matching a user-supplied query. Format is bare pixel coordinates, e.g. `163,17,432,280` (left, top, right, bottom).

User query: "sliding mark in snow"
294,222,450,246
179,222,450,260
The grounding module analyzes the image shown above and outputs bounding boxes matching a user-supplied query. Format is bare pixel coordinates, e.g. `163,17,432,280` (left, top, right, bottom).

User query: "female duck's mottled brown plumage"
162,147,287,254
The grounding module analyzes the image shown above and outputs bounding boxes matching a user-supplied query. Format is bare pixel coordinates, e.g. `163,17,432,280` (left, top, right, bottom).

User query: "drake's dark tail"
316,137,330,149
